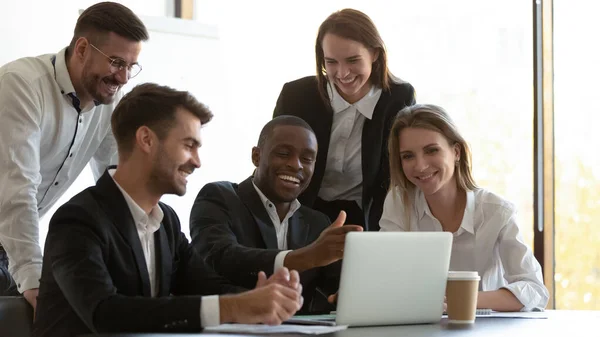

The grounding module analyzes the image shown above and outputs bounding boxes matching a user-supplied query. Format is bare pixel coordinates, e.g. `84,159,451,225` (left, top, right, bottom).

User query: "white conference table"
82,310,600,337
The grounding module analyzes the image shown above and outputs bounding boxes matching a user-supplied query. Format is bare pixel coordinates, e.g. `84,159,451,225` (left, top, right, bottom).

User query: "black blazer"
190,177,340,313
33,171,242,337
274,76,416,231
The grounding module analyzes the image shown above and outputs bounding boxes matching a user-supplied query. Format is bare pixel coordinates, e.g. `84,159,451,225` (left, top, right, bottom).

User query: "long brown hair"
387,104,477,225
315,9,395,106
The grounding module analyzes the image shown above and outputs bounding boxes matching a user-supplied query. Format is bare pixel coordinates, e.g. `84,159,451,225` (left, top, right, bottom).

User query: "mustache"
102,75,120,85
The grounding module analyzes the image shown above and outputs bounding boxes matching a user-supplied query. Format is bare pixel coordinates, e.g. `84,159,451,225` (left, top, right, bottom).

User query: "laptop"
294,231,452,327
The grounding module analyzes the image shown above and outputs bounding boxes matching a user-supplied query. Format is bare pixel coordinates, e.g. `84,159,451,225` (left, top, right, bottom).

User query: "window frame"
532,0,555,309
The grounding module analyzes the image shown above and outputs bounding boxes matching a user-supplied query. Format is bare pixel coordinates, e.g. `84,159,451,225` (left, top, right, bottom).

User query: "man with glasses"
0,2,148,314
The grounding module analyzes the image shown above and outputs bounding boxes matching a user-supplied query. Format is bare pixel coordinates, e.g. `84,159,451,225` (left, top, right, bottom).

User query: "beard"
148,146,195,197
81,66,120,105
149,164,186,197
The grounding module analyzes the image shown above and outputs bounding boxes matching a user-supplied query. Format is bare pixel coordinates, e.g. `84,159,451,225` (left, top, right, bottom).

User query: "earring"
455,159,460,166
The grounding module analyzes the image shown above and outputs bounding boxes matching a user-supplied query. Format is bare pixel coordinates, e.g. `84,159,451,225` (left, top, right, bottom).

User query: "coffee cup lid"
448,271,480,280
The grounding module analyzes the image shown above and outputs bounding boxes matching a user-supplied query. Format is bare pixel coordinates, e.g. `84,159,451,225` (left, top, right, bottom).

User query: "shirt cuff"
200,295,220,327
502,283,546,312
274,250,292,272
13,264,42,293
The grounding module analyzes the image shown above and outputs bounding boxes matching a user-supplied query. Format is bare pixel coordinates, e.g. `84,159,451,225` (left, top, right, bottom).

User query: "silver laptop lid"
336,232,452,327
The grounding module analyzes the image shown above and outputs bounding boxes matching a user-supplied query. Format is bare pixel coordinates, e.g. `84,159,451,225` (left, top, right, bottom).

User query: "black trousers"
0,245,19,296
313,198,366,230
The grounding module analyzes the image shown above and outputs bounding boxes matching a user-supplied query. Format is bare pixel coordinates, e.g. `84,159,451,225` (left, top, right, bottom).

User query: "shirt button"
69,153,73,157
54,182,59,186
79,118,83,123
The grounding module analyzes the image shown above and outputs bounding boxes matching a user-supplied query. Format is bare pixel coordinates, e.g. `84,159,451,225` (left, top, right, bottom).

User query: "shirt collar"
109,169,163,233
52,47,101,107
327,82,382,120
462,190,475,234
251,181,301,219
415,189,475,235
53,47,76,96
415,189,428,221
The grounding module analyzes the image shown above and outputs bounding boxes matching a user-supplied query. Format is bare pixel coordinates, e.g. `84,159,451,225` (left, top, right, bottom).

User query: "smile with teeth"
338,77,356,84
417,172,437,180
278,175,300,185
179,169,193,178
103,80,119,93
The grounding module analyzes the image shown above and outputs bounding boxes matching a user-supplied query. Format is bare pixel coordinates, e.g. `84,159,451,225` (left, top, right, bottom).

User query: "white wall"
0,0,170,66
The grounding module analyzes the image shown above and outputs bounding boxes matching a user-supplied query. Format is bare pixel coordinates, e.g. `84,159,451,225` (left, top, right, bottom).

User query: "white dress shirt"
379,187,549,311
0,47,119,292
252,182,301,272
111,173,163,297
111,171,219,327
317,83,382,207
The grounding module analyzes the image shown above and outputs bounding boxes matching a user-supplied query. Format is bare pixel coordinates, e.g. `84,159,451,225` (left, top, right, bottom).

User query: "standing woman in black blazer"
273,8,416,231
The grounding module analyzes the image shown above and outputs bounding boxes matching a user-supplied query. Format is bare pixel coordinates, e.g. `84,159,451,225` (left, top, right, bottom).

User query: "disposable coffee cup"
446,271,480,324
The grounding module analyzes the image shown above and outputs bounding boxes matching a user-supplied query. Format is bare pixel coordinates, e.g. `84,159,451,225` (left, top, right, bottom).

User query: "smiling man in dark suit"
33,84,303,337
190,116,363,314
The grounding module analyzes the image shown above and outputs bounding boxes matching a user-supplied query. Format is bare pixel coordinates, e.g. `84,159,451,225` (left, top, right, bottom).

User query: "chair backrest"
0,296,33,337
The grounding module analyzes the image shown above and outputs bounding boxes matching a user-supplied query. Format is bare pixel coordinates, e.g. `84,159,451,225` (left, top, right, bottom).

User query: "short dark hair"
69,2,149,50
257,115,315,148
112,83,213,154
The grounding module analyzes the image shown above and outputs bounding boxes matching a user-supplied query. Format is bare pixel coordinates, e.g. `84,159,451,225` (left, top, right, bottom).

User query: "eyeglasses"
89,43,142,79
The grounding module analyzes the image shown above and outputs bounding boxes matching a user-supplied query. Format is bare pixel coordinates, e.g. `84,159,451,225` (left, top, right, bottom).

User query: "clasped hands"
219,267,303,325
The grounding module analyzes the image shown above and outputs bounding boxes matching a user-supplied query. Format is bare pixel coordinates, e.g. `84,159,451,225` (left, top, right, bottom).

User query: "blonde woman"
379,104,548,312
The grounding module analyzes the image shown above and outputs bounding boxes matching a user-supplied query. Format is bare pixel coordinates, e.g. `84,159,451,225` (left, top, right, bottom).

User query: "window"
553,0,600,310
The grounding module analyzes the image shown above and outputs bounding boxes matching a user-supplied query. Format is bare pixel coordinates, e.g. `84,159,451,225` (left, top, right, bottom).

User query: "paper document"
286,314,337,326
204,323,348,335
479,311,548,319
443,311,548,319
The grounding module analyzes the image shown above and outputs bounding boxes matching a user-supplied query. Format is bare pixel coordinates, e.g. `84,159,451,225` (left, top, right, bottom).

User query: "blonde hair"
387,104,477,225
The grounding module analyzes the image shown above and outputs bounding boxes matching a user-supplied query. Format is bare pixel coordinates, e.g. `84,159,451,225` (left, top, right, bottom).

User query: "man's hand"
328,292,337,305
219,268,303,325
23,288,38,318
284,211,363,272
255,267,301,293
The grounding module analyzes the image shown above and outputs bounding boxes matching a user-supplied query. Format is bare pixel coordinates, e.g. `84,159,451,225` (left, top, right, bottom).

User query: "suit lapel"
361,91,391,206
155,222,172,296
95,171,152,297
287,212,309,250
310,98,333,200
238,177,279,249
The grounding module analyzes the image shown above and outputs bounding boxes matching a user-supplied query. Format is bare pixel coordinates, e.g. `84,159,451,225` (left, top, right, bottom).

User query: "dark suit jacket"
33,171,242,337
274,76,416,231
190,177,339,314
